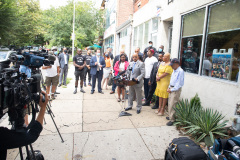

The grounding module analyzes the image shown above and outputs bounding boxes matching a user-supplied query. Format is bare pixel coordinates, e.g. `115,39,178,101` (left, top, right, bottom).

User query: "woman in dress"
102,52,112,90
114,54,129,102
155,53,173,116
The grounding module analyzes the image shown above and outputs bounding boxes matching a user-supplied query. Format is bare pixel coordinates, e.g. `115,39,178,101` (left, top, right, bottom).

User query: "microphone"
48,55,56,61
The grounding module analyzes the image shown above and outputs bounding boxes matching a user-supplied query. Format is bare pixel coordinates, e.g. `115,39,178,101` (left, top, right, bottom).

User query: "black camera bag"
165,137,208,160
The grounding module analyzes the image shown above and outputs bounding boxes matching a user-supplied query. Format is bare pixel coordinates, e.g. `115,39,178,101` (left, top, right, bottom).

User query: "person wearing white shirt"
166,58,184,126
42,51,60,100
143,49,158,101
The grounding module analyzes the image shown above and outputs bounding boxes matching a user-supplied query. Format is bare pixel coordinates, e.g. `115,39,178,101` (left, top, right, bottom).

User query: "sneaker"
88,82,92,86
80,88,86,93
84,82,87,87
73,88,77,94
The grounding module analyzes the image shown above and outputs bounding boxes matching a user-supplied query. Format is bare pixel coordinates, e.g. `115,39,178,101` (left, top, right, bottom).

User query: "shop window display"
180,8,205,74
202,0,240,82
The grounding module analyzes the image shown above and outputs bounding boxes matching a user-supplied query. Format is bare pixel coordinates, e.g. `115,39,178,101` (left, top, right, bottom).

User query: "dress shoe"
152,105,159,109
110,91,115,94
91,91,94,94
73,88,77,94
166,121,174,126
137,109,141,114
125,107,132,111
58,84,61,87
80,88,86,93
166,117,170,120
98,91,104,94
142,102,150,106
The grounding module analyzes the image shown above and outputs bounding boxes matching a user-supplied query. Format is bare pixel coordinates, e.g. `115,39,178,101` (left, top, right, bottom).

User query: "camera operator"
42,51,60,100
0,92,49,160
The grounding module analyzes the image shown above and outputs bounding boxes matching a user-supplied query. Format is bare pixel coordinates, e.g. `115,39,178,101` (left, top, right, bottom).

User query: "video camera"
0,50,55,132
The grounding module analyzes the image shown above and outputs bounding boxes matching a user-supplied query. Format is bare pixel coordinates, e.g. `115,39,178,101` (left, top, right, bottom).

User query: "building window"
180,8,206,74
202,0,240,82
144,21,149,48
134,27,138,46
152,18,158,32
138,24,143,48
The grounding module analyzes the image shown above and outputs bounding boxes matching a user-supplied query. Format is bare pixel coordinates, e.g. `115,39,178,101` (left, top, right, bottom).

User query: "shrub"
174,94,228,145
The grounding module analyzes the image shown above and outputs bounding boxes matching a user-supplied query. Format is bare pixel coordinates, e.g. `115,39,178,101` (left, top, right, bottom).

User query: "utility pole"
72,0,75,58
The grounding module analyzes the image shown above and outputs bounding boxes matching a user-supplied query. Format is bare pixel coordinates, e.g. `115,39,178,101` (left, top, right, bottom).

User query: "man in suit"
125,53,145,114
90,49,106,94
58,47,69,87
143,54,163,109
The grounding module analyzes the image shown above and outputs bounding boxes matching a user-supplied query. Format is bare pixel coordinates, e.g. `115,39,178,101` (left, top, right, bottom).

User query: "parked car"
0,49,17,70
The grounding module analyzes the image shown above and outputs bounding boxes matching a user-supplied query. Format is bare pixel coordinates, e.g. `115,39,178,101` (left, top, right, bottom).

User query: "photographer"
0,92,49,160
42,51,60,100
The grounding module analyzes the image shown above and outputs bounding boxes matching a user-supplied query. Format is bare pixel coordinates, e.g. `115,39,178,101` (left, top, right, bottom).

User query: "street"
3,64,181,160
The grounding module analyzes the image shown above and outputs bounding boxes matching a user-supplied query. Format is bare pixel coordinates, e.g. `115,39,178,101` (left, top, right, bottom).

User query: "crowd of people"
43,41,185,126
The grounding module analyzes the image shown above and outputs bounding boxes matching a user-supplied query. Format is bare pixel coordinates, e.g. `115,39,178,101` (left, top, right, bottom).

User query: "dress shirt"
97,56,100,71
132,62,136,73
64,54,67,64
169,67,184,92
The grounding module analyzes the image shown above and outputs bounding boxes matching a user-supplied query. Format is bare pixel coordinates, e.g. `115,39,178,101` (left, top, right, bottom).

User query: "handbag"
108,73,113,86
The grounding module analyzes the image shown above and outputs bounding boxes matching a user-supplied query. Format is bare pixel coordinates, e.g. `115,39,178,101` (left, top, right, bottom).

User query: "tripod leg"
29,144,37,160
47,106,64,143
19,147,24,160
25,146,30,160
44,117,47,124
47,103,55,117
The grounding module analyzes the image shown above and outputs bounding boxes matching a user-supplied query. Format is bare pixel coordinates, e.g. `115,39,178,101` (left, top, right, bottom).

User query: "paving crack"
128,117,155,159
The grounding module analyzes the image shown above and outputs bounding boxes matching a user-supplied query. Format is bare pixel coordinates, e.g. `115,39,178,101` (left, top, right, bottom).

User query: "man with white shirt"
58,47,69,87
166,58,184,126
42,51,60,99
143,49,158,101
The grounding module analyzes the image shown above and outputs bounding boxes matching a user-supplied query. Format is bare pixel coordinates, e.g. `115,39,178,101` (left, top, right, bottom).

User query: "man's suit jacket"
150,61,161,85
58,53,69,69
90,56,106,75
127,60,145,87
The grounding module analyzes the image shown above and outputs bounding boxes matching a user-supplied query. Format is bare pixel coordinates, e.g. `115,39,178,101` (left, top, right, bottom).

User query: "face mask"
54,51,58,55
64,50,67,53
97,53,100,56
149,44,152,47
159,48,163,52
105,54,108,57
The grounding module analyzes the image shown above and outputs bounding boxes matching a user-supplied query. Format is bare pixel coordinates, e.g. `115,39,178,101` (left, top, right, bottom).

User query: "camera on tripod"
0,50,55,131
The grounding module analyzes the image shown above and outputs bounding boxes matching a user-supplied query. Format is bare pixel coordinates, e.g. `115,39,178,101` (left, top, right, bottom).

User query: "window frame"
178,0,240,84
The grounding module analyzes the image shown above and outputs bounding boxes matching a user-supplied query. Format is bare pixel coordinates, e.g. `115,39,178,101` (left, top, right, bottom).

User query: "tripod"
43,101,64,142
19,144,38,160
38,69,64,142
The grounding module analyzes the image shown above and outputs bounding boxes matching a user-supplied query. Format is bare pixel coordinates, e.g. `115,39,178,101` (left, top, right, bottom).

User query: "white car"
0,49,17,70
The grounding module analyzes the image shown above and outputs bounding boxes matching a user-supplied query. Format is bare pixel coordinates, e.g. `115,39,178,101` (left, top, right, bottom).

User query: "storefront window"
152,18,158,31
134,27,138,46
202,0,240,82
180,8,205,74
138,24,143,49
144,21,149,47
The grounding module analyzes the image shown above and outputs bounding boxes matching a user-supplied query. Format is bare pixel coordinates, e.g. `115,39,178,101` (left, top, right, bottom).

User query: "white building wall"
132,0,240,120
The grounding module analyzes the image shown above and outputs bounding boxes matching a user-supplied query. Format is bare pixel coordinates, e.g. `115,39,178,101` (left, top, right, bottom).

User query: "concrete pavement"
4,64,181,160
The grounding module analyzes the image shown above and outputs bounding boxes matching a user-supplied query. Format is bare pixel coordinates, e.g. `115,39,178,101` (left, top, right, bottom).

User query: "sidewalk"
4,64,181,160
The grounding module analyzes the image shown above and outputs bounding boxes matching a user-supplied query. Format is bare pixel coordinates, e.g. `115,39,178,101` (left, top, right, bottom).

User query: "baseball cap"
149,49,155,54
170,58,180,66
